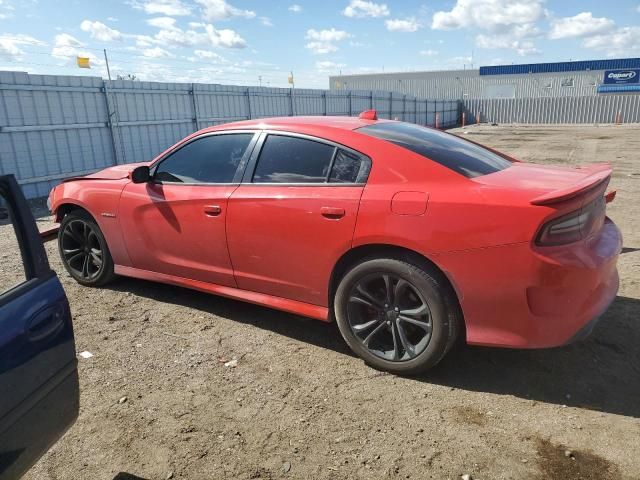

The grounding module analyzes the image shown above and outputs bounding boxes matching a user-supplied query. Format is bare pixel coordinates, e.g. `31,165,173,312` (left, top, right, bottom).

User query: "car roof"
200,115,390,134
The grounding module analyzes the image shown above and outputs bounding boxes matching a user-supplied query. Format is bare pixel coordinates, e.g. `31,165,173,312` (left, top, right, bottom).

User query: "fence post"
190,83,200,130
402,94,406,122
462,111,466,127
245,88,252,120
101,80,119,166
290,88,295,116
323,91,327,116
414,97,417,124
370,90,374,110
389,92,393,120
348,91,352,116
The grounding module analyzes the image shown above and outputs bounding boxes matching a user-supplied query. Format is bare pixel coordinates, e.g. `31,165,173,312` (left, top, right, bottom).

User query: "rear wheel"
58,210,115,287
334,257,460,375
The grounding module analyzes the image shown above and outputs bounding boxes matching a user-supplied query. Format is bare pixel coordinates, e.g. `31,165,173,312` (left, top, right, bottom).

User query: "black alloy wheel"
347,273,433,361
60,218,104,280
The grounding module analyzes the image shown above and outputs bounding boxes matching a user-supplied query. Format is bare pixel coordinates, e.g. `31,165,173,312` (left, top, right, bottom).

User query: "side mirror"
130,165,150,184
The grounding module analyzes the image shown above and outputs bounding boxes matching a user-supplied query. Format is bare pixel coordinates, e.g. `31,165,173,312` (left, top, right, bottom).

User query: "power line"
15,47,284,73
0,57,293,87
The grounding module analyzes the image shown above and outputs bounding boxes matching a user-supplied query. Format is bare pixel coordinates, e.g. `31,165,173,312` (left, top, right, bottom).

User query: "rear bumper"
434,218,622,349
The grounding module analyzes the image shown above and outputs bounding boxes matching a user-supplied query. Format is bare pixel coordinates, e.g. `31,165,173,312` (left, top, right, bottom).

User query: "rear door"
0,175,79,480
226,132,371,306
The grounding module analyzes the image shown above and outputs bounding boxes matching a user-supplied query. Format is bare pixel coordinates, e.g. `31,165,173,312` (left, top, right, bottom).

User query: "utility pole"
258,75,262,87
103,49,126,164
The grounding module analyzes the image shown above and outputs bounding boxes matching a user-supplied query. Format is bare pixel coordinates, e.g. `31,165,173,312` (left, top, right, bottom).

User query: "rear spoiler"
530,163,612,206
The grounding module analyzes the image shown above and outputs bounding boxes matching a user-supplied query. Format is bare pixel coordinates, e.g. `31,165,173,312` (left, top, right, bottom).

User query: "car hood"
473,162,612,205
62,162,150,183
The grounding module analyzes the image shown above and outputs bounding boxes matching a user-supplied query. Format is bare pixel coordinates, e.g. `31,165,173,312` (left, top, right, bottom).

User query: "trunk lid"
473,162,612,206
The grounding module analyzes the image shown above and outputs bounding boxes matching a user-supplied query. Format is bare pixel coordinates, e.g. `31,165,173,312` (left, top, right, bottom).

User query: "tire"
58,209,116,287
334,256,461,375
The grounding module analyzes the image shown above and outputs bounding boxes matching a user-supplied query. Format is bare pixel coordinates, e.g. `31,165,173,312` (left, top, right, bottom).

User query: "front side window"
154,133,253,184
253,135,336,183
357,122,512,178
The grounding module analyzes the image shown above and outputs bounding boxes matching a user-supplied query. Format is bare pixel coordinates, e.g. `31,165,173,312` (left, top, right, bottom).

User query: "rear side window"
357,122,511,178
154,133,253,183
330,150,369,183
253,135,336,183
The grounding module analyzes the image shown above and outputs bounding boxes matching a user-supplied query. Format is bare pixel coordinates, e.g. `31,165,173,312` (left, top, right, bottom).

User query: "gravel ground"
3,124,639,480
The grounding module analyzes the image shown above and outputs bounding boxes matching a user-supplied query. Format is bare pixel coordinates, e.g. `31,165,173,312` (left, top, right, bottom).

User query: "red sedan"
48,111,622,374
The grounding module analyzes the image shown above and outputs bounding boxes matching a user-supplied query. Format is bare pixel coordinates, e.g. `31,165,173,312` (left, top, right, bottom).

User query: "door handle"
320,207,345,219
203,205,222,216
27,305,65,342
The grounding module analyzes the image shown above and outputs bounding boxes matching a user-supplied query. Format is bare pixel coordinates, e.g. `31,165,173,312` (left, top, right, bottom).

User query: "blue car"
0,175,79,480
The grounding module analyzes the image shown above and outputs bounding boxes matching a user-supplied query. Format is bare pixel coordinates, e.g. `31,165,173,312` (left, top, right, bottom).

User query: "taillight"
536,196,606,246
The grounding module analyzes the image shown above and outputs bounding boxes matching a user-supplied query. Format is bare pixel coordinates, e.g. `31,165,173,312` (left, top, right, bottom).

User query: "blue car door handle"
26,305,65,342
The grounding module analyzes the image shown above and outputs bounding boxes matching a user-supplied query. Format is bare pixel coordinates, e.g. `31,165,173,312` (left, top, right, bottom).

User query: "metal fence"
0,71,459,198
462,94,640,125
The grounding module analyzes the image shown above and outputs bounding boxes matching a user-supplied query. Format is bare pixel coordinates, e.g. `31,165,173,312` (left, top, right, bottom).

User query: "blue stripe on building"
480,58,640,76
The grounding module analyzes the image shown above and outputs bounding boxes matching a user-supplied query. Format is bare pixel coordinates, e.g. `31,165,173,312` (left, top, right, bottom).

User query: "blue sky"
1,0,639,88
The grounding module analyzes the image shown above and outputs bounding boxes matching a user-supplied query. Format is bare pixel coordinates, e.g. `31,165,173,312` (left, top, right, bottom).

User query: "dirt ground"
3,124,639,480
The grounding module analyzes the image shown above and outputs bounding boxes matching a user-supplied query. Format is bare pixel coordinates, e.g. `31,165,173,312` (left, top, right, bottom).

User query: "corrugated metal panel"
330,67,637,99
480,58,640,76
1,71,456,198
462,94,640,124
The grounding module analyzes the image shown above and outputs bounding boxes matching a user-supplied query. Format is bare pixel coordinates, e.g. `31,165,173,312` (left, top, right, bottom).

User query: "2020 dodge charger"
48,112,622,374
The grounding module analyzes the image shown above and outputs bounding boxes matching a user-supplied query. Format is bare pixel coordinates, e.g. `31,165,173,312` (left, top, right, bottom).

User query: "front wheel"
334,257,461,375
58,210,115,287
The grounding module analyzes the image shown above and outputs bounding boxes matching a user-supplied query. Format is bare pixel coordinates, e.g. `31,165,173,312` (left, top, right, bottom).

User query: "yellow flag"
76,56,90,69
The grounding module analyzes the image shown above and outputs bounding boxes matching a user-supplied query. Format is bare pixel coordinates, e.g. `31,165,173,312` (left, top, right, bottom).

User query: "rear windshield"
357,122,512,178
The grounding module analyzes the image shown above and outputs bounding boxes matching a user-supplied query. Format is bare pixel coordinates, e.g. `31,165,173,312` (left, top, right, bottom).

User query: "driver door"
0,175,79,480
119,131,257,287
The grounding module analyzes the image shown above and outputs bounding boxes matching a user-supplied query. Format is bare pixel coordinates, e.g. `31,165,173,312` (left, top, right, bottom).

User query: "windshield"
357,122,512,178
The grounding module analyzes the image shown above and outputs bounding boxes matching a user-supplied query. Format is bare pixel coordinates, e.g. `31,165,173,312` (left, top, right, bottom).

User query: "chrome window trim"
149,130,260,186
242,130,372,186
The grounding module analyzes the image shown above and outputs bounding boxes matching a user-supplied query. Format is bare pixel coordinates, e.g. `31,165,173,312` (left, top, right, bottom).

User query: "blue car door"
0,175,79,480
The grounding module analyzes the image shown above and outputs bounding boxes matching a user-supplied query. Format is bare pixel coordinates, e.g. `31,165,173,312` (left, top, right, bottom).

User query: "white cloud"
476,34,541,55
385,18,420,32
288,4,302,13
432,0,544,32
549,12,615,39
583,26,640,56
80,20,123,42
196,0,255,22
306,28,350,42
50,33,104,67
204,24,247,48
306,42,338,54
146,16,178,29
260,16,273,27
51,33,83,59
305,28,350,54
343,0,389,18
0,34,46,60
419,49,438,56
193,49,225,61
135,0,191,16
315,60,346,72
142,46,173,57
148,22,247,49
